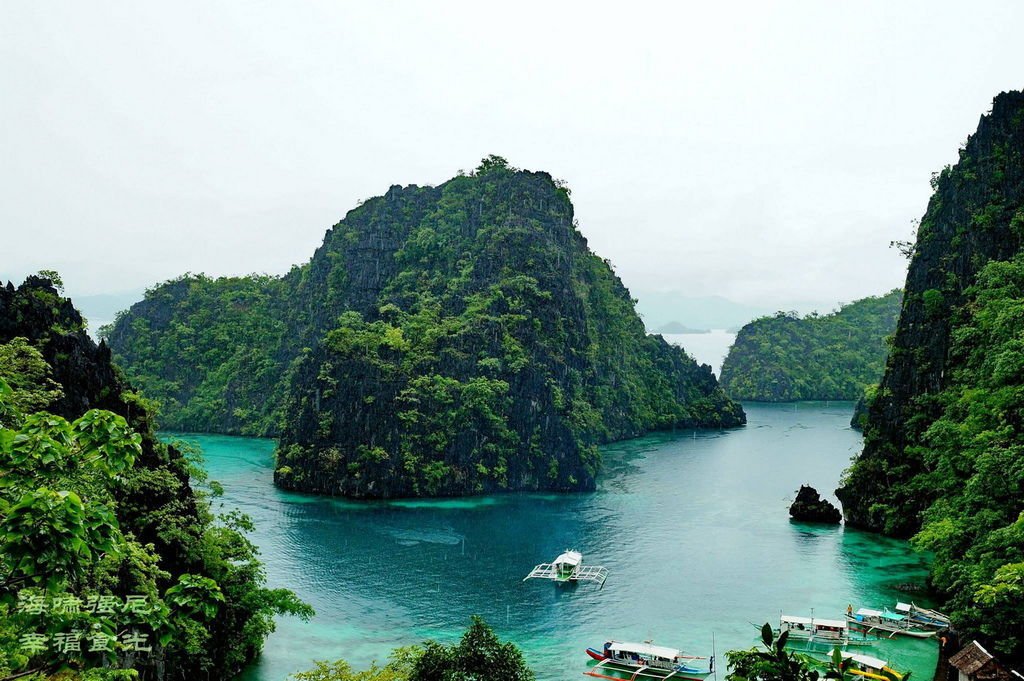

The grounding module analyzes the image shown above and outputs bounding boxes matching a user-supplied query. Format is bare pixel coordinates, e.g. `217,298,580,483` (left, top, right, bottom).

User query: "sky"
2,1,1023,312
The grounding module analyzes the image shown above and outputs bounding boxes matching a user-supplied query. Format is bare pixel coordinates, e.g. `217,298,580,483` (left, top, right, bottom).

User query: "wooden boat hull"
802,651,905,681
781,637,874,652
847,619,937,639
584,647,711,680
849,668,903,681
585,662,711,681
906,608,950,630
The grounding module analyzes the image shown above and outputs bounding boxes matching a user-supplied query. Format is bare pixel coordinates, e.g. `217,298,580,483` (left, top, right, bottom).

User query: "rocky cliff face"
279,164,746,498
109,159,745,498
837,91,1024,536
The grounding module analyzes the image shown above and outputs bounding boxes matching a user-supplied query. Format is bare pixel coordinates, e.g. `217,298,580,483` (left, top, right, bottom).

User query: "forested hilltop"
108,157,744,498
0,275,309,679
718,290,902,401
837,91,1024,663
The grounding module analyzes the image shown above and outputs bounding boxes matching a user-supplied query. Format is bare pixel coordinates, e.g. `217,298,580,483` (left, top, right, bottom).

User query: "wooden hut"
948,641,1018,681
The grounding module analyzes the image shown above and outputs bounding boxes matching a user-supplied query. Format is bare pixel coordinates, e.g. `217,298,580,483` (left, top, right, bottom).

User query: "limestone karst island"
3,5,1024,681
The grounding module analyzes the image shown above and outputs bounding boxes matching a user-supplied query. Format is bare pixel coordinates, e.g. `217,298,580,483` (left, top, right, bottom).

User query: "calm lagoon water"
173,402,938,681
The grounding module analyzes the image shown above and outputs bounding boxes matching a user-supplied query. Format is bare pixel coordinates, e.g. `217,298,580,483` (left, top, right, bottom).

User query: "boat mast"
712,632,717,681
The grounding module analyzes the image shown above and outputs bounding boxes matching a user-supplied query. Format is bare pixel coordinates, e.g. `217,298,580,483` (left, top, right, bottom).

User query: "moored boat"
584,640,713,680
893,602,950,630
524,550,609,587
846,607,937,639
776,614,872,650
839,651,906,681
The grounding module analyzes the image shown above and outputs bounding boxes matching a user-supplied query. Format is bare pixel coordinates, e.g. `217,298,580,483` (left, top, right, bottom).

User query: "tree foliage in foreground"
289,617,532,681
726,624,821,681
0,276,313,679
0,377,312,679
726,624,896,681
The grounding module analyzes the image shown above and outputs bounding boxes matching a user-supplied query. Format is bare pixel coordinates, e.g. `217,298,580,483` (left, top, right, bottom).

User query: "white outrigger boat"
777,615,872,650
585,640,713,681
523,550,609,588
893,602,950,630
846,608,937,639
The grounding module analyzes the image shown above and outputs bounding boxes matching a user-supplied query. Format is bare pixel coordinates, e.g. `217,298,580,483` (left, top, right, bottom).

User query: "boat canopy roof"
842,652,889,670
851,606,901,618
855,608,904,621
554,550,582,566
895,603,911,613
812,619,846,628
781,615,844,628
608,641,680,659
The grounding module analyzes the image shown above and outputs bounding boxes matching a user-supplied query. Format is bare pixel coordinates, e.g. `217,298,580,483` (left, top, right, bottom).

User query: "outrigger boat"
777,615,872,650
839,651,905,681
585,640,713,681
523,550,609,588
893,602,950,630
846,608,937,639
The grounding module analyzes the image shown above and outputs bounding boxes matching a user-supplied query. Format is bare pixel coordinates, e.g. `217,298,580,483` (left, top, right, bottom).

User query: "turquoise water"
173,402,938,681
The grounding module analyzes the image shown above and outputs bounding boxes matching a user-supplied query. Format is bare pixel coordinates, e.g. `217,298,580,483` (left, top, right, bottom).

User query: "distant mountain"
74,289,145,326
654,321,710,334
633,293,773,331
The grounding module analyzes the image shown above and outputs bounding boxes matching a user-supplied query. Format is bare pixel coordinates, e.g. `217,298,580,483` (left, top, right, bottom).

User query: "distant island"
654,321,711,334
718,289,902,401
107,157,745,498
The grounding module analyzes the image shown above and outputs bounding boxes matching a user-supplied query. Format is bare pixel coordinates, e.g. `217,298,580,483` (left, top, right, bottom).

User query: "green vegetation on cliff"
108,157,744,498
836,91,1024,663
105,274,294,436
0,275,310,679
718,290,902,402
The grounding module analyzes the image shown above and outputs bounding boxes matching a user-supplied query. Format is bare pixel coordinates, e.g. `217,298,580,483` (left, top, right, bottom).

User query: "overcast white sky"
2,2,1022,310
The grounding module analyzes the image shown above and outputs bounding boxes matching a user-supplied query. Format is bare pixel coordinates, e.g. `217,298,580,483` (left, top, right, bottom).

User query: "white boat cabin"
780,615,847,640
553,550,582,578
604,641,694,671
